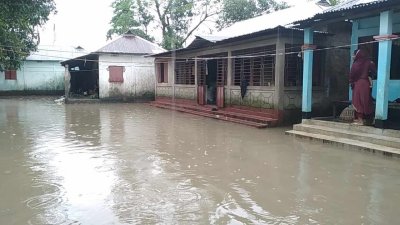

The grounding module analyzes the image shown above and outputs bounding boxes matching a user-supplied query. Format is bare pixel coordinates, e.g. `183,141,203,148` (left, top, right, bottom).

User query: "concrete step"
286,130,400,157
302,119,400,138
293,123,400,149
150,101,278,126
150,103,270,128
223,106,277,118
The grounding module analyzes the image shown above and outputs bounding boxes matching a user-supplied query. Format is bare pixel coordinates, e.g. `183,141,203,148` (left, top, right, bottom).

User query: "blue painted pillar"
375,10,393,128
302,28,314,119
349,21,359,101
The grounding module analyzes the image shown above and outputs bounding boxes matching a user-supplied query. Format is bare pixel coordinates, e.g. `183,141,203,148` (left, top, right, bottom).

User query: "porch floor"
150,98,279,128
286,119,400,157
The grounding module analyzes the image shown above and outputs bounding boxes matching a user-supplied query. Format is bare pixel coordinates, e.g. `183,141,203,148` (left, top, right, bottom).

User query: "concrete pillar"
274,37,285,111
375,10,394,128
64,65,70,99
349,21,359,101
302,28,315,119
227,51,232,105
171,58,176,100
194,57,198,102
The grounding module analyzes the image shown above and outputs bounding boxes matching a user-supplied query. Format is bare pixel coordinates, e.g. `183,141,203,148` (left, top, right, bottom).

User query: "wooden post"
64,65,70,99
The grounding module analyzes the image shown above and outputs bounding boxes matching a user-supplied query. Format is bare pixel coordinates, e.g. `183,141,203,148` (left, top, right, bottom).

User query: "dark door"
206,60,218,105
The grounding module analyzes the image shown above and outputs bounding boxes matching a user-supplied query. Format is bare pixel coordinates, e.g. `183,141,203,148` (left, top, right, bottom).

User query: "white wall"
0,60,64,93
98,54,155,100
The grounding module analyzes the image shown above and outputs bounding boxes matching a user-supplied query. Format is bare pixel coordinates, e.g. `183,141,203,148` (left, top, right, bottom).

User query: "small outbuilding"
0,46,83,95
61,32,164,102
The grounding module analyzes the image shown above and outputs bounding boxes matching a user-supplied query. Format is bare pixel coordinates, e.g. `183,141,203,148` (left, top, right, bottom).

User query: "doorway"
206,60,217,105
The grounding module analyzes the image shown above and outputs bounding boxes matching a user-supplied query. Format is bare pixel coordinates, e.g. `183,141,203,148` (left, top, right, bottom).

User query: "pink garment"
349,49,376,115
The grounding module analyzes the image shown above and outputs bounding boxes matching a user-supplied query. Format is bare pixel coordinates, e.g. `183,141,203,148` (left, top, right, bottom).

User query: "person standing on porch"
349,49,377,125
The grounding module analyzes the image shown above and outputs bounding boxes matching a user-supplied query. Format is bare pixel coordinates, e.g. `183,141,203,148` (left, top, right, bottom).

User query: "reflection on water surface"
0,98,399,224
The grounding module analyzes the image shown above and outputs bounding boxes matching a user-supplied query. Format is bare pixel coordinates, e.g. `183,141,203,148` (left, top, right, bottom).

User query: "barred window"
198,59,227,86
233,45,275,86
175,60,195,85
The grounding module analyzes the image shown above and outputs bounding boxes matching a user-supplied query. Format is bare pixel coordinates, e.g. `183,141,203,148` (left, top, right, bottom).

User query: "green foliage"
328,0,342,5
217,0,288,29
0,0,56,70
107,0,154,41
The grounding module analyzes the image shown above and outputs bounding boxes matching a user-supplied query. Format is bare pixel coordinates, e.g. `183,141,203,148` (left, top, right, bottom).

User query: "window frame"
157,62,168,83
4,69,17,80
108,65,125,83
232,45,276,87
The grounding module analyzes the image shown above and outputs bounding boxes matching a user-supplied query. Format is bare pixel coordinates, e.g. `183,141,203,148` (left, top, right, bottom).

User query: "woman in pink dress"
350,49,376,125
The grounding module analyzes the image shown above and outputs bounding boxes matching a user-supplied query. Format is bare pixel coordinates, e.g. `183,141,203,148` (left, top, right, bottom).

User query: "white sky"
39,0,309,52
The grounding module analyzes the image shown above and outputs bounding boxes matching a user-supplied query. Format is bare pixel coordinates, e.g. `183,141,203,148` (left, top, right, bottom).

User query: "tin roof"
151,1,329,57
293,0,399,27
211,1,329,40
324,0,388,13
26,45,87,61
96,33,165,55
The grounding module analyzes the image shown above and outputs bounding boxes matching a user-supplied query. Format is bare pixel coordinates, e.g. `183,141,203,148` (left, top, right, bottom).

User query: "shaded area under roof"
61,53,98,67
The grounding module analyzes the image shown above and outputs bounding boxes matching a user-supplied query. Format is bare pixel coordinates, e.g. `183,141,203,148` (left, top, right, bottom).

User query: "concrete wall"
155,32,328,114
98,54,155,101
0,60,64,94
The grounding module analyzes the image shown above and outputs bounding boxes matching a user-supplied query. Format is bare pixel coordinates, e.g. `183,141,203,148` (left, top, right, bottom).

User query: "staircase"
286,119,400,157
150,99,279,128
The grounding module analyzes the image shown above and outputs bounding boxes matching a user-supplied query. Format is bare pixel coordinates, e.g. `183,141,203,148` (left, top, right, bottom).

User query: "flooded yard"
0,97,399,225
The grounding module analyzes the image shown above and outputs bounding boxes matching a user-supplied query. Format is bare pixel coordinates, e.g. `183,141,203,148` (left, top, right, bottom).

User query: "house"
150,1,340,126
61,32,164,102
0,45,84,95
287,0,400,154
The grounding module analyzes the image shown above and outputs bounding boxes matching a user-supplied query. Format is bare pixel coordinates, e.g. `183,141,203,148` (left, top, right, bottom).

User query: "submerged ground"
0,97,399,225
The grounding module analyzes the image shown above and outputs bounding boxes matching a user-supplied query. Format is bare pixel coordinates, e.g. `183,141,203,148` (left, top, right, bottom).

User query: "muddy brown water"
0,97,399,225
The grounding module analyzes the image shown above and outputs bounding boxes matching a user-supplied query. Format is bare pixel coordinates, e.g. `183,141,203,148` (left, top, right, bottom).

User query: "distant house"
61,32,164,101
150,1,340,124
0,46,84,95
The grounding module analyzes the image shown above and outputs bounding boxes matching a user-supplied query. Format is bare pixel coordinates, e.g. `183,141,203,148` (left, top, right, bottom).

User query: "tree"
107,0,154,41
108,0,220,50
217,0,288,29
0,0,56,70
327,0,342,5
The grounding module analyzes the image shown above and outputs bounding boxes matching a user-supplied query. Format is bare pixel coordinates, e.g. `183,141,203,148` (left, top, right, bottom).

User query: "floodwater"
0,98,399,225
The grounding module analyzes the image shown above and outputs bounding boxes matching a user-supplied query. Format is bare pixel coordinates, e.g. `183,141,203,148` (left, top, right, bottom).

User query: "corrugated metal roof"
294,0,398,27
96,33,165,55
324,0,387,13
26,45,87,61
211,1,329,40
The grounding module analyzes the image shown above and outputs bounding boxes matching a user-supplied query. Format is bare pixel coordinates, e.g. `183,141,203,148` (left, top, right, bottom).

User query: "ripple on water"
27,210,67,225
25,182,64,210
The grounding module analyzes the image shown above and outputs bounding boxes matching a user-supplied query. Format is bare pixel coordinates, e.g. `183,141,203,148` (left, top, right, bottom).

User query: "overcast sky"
39,0,309,51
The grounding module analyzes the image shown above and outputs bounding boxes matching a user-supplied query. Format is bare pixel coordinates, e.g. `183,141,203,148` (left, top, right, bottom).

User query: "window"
5,70,17,80
233,45,275,86
157,62,168,83
175,60,195,85
359,35,400,80
284,44,324,87
108,66,124,83
197,58,227,86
